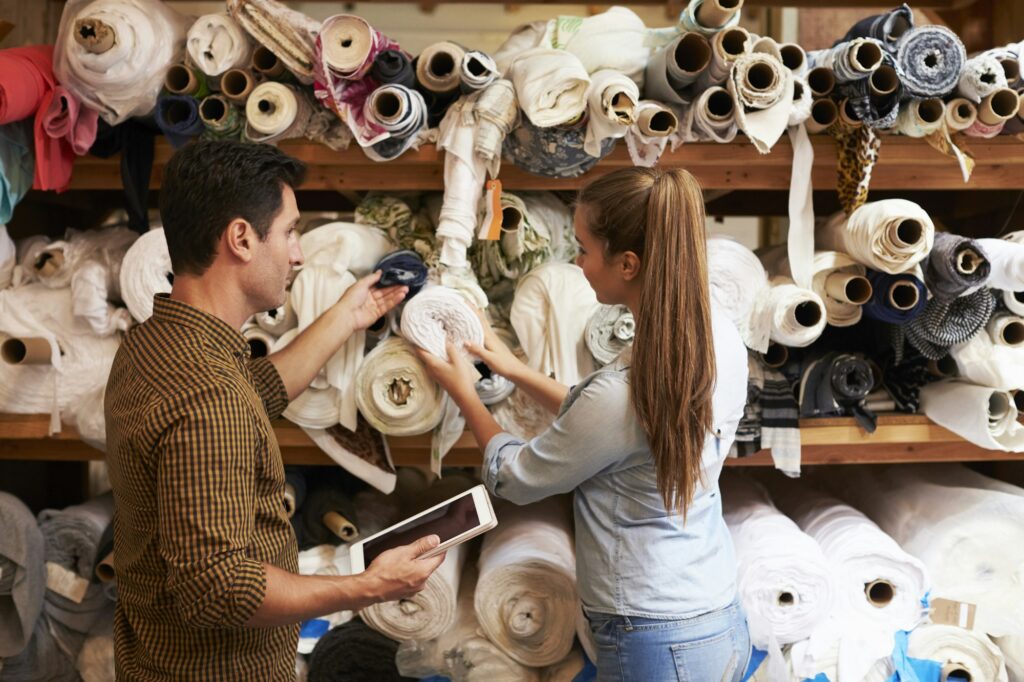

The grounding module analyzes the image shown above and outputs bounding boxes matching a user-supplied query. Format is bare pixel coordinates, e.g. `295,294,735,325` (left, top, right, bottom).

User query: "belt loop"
622,615,633,632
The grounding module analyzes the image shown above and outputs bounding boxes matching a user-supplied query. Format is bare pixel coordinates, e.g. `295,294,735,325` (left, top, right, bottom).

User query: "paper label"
46,562,89,604
477,179,503,241
930,597,976,630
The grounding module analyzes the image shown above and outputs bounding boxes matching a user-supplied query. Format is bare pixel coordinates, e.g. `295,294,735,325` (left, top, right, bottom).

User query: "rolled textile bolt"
838,97,864,128
864,579,896,608
978,87,1020,125
1019,92,1024,122
779,43,806,74
927,355,958,378
165,64,204,97
1,337,53,365
914,97,945,126
74,18,115,54
745,59,778,93
825,272,872,305
888,218,925,250
869,64,899,97
696,0,744,30
247,336,270,358
221,68,256,104
888,279,920,311
989,391,1011,422
988,315,1024,347
199,95,237,129
720,27,750,58
417,42,466,94
637,104,678,137
252,45,286,79
761,342,789,368
945,97,978,131
320,14,374,77
370,89,406,125
95,552,115,583
705,87,735,121
808,66,835,97
673,32,713,84
806,98,838,134
283,483,298,518
940,665,972,682
322,511,359,542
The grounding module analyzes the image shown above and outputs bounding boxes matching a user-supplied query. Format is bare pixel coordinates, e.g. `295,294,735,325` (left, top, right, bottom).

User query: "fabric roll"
922,380,1024,452
355,337,444,436
696,27,752,91
837,3,913,53
959,53,1008,103
583,69,639,157
507,48,590,128
362,85,428,162
923,232,990,301
198,95,244,139
817,200,934,275
896,25,967,98
977,236,1024,292
373,249,428,297
681,85,739,143
362,543,466,642
766,278,827,348
0,120,34,225
903,288,997,361
460,50,499,92
553,6,649,86
245,82,314,144
946,96,979,132
475,498,579,667
707,235,773,352
895,97,945,137
54,0,189,125
308,618,412,682
241,322,275,359
503,113,613,179
119,228,172,323
675,0,742,36
997,636,1024,682
155,95,204,149
947,314,1024,390
1004,289,1024,317
187,13,252,77
1,616,81,682
897,626,1009,682
808,38,884,83
624,100,679,167
510,262,599,385
471,79,517,177
787,77,813,127
727,51,794,153
644,32,712,105
372,49,416,88
416,41,466,96
760,247,870,327
862,268,927,324
838,53,903,129
0,491,46,659
296,480,360,548
0,46,54,126
227,0,320,84
798,351,876,431
400,286,484,361
585,304,634,366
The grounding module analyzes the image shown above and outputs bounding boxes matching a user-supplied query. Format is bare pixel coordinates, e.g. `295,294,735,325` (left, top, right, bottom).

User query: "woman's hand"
415,341,480,404
466,308,525,380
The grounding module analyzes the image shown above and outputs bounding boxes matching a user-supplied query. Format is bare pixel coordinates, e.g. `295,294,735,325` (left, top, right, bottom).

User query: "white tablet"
348,484,497,572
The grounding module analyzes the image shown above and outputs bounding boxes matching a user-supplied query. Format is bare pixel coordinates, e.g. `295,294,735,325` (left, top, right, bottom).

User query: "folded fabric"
836,3,913,54
644,32,711,105
400,285,484,361
155,94,204,148
583,69,638,157
862,267,927,324
54,0,189,125
798,351,876,431
976,236,1024,292
728,51,794,153
895,97,946,138
460,50,499,92
923,232,990,301
187,13,253,76
0,491,46,659
902,287,996,360
362,85,428,162
551,6,649,86
502,114,614,179
355,336,444,436
227,0,320,84
507,48,589,128
766,278,826,348
891,625,1009,682
680,85,739,143
40,85,99,164
372,49,416,88
88,117,159,233
707,235,773,353
948,316,1024,391
0,120,34,224
476,498,579,667
896,25,966,98
308,618,411,682
959,53,1008,103
373,249,428,297
585,304,634,367
119,227,172,323
817,200,934,275
510,262,599,385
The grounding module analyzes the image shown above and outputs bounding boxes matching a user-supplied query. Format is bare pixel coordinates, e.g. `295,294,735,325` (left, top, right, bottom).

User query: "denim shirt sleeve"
482,371,638,505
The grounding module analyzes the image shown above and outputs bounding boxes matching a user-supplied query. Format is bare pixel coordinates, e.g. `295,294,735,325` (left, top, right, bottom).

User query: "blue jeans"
586,600,752,682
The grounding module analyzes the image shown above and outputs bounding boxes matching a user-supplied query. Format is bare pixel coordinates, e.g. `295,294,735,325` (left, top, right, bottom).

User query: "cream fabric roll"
1005,290,1024,317
958,53,1009,103
643,32,711,105
54,0,190,124
707,235,773,353
949,316,1024,391
767,277,827,348
400,286,484,361
760,247,868,327
817,200,935,275
510,262,599,385
0,226,15,290
507,48,590,128
680,85,739,143
583,69,639,157
997,636,1024,682
976,237,1024,292
492,20,548,76
227,0,320,84
788,76,813,127
119,228,173,323
187,13,253,77
475,498,580,667
473,79,518,177
556,6,649,86
728,51,795,154
624,100,679,167
361,85,429,162
901,626,1009,682
920,380,1024,453
355,337,445,436
895,98,945,137
245,82,313,143
256,300,297,336
241,322,276,359
585,304,634,366
696,27,753,91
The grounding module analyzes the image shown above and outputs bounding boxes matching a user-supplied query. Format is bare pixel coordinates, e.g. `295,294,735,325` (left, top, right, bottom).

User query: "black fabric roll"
836,3,913,53
307,619,416,682
923,232,991,301
899,288,997,361
373,249,428,297
416,86,459,129
89,118,159,234
799,351,877,432
0,617,79,682
298,479,360,549
372,49,416,88
882,353,937,413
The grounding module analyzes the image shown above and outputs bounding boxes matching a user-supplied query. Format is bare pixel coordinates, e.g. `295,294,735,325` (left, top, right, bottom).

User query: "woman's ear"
620,250,641,281
223,218,256,263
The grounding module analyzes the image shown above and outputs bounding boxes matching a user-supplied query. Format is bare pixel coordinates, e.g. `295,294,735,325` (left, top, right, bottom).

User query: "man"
104,140,444,681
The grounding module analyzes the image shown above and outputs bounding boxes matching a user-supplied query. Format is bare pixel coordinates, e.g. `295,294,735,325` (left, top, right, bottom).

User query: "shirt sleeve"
247,356,289,420
156,387,268,630
482,372,639,505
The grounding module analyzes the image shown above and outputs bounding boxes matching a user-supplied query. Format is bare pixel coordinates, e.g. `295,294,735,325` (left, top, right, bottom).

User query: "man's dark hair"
159,140,306,275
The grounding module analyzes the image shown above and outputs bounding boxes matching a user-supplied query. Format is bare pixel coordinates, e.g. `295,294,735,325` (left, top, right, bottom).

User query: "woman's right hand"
467,309,524,380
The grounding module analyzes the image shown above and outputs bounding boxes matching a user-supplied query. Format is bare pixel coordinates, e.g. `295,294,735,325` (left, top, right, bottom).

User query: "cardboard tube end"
200,96,229,124
869,65,898,96
979,88,1020,125
1001,321,1024,346
917,98,944,125
1,337,53,365
165,64,198,96
720,28,749,58
892,219,924,248
999,58,1020,83
865,580,895,607
808,67,835,97
501,206,524,231
74,18,115,54
795,301,823,328
955,248,984,275
761,343,788,368
989,391,1011,420
695,0,743,30
779,44,805,73
839,98,863,127
322,511,359,542
221,69,255,102
706,88,734,120
826,273,872,305
853,41,883,72
675,33,713,74
252,46,285,77
639,107,678,136
777,591,795,606
889,281,920,311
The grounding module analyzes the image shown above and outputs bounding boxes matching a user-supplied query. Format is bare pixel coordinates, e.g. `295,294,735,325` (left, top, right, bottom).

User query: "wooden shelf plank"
298,0,980,7
66,138,1024,192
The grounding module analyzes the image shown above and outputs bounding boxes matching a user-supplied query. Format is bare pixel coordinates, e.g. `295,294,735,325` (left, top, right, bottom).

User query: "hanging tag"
46,562,89,604
477,179,503,241
930,597,976,630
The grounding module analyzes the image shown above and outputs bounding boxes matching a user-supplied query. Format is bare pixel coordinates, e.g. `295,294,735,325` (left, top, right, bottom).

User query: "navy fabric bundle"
836,3,914,54
155,95,205,149
372,49,416,89
862,269,928,324
374,249,428,297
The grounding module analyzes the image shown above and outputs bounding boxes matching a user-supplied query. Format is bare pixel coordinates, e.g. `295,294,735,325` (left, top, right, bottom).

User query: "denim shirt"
483,309,749,619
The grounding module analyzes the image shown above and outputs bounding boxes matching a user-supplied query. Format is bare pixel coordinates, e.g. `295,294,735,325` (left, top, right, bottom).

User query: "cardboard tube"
417,42,465,94
74,18,115,54
501,206,524,232
807,66,835,97
719,27,749,59
825,272,872,305
1019,92,1024,122
838,98,863,128
674,33,713,77
864,580,895,607
889,219,924,249
869,64,899,96
706,88,734,120
852,40,883,72
696,0,744,30
247,337,270,358
165,64,201,96
889,13,912,41
989,391,1011,422
95,552,115,583
794,301,823,328
371,89,405,124
888,280,920,311
806,98,838,134
761,343,789,368
745,60,777,92
927,355,958,378
941,665,972,682
779,43,805,73
978,88,1020,125
1,337,53,365
914,98,945,126
945,97,977,131
221,69,256,104
1013,390,1024,413
777,591,795,606
322,511,359,542
955,247,984,275
999,58,1020,83
199,95,230,125
320,15,373,74
252,45,285,78
283,483,298,518
637,106,678,137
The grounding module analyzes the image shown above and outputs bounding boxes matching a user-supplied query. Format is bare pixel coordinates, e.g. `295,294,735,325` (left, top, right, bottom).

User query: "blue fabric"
803,675,831,682
862,269,928,324
742,647,768,681
502,115,615,179
299,618,330,638
587,601,750,682
575,656,598,682
155,95,205,149
0,119,34,224
886,630,943,682
374,249,429,296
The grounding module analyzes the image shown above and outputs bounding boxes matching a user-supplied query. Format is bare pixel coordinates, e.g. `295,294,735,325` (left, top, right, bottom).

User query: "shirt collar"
151,294,251,358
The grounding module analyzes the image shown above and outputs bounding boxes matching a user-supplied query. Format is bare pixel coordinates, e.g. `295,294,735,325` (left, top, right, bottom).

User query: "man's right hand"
364,535,447,602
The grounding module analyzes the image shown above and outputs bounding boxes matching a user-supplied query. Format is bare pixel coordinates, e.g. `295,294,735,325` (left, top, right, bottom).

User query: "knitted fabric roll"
373,249,428,297
902,288,997,361
727,51,794,154
507,48,589,128
836,3,913,54
583,69,639,157
228,0,320,84
400,286,484,361
119,228,173,323
355,337,444,436
585,304,634,366
958,53,1008,103
766,278,827,348
816,200,934,275
362,85,429,162
154,95,203,149
372,49,416,88
923,232,990,301
186,13,253,77
308,619,415,682
862,268,927,324
807,38,884,83
896,25,966,98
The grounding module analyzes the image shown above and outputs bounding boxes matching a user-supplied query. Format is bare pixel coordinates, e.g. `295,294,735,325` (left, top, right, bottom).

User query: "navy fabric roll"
503,115,616,179
836,4,914,54
800,351,877,432
89,118,159,233
372,49,416,89
862,269,928,324
155,95,204,149
373,249,428,297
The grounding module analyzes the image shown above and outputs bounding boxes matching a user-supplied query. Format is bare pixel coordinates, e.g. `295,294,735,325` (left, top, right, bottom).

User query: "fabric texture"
728,51,794,154
228,0,320,84
502,114,614,179
896,25,966,98
920,380,1024,452
118,228,173,323
354,336,444,436
0,491,46,659
308,618,414,682
923,231,990,301
862,268,927,324
187,13,253,77
0,120,34,225
155,94,204,149
817,200,934,275
798,351,877,432
373,249,428,297
400,285,484,360
901,287,996,360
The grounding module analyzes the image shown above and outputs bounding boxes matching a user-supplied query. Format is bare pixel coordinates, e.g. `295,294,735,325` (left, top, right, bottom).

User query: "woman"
416,167,751,681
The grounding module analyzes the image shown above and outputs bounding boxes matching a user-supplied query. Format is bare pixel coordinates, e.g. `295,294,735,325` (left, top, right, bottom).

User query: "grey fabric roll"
896,25,966,98
923,232,991,301
0,615,80,682
0,492,46,659
901,288,997,361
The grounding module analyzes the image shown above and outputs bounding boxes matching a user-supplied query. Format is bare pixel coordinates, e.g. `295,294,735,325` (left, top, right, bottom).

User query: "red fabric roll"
0,45,54,124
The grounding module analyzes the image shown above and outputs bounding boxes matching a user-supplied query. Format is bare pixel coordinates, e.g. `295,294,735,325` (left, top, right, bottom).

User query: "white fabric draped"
186,13,253,77
707,235,773,352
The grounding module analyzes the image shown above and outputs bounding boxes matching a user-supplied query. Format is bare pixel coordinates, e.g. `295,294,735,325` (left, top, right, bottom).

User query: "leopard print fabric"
828,121,881,215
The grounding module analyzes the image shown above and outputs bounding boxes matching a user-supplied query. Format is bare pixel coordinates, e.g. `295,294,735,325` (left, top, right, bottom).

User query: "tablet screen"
361,491,480,565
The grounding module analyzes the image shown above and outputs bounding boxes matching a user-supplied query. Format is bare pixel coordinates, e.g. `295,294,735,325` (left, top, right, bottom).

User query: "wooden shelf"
2,413,1020,468
67,137,1024,193
305,0,981,8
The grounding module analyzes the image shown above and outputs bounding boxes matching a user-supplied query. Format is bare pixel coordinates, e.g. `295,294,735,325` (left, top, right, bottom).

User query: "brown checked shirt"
105,294,298,681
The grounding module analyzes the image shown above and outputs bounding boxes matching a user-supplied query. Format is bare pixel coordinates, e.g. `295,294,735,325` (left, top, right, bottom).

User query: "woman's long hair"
578,167,715,515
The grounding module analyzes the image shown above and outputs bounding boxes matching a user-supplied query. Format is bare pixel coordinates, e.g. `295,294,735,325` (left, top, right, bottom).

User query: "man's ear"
620,250,641,282
223,219,256,263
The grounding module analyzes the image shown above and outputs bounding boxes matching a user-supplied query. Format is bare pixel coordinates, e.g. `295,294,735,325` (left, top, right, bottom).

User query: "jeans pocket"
670,627,741,682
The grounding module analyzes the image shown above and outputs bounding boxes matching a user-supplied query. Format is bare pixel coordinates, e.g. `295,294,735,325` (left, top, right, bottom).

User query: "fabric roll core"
638,106,677,136
946,97,977,130
417,42,465,94
927,356,959,378
853,40,884,72
162,99,194,126
1013,390,1024,412
941,666,971,682
165,65,201,96
199,95,229,124
780,44,806,72
864,579,896,607
778,591,795,606
762,343,789,368
807,98,838,133
696,0,744,29
707,89,735,119
1,337,52,365
808,66,835,97
720,28,750,58
999,58,1020,81
221,69,255,103
252,45,285,78
825,272,872,305
839,98,863,127
892,219,925,248
95,551,115,582
889,280,920,310
795,301,823,327
979,88,1019,125
322,511,359,541
248,337,269,358
373,91,402,121
674,33,713,76
74,18,115,54
870,65,899,96
321,16,373,74
747,61,777,91
955,248,984,275
501,206,524,231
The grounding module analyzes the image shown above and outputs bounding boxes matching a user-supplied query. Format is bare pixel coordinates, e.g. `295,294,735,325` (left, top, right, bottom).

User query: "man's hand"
337,271,408,331
364,535,447,602
415,341,480,404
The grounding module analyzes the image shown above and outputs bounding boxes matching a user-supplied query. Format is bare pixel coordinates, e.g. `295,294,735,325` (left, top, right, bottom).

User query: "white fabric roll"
766,277,827,348
461,51,499,91
997,635,1024,682
959,53,1009,103
119,228,173,323
585,304,634,366
256,300,297,336
624,100,678,167
583,69,639,157
895,98,946,138
0,226,15,290
296,544,356,653
245,82,313,143
557,6,649,86
12,235,51,287
760,247,868,327
400,286,484,361
186,13,253,77
977,237,1024,292
54,0,190,125
362,542,466,642
788,76,813,127
920,380,1024,452
817,200,935,275
241,322,275,359
510,263,599,385
696,27,753,91
904,626,1008,682
507,48,590,128
949,316,1024,391
475,498,579,667
227,0,320,84
728,51,794,154
362,85,429,162
681,85,739,143
707,235,773,353
1004,290,1024,317
355,337,444,436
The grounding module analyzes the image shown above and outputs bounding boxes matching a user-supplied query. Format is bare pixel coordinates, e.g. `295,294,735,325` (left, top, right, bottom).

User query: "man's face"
251,185,302,311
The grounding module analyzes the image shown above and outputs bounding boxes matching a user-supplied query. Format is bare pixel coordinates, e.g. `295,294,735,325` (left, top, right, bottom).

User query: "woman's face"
574,206,633,306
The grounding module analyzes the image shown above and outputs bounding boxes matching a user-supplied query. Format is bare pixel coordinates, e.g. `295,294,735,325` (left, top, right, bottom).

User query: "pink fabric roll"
963,118,1005,138
0,45,54,124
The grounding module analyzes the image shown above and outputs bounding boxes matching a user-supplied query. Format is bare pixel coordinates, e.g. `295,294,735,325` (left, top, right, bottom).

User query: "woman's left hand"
414,341,478,403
